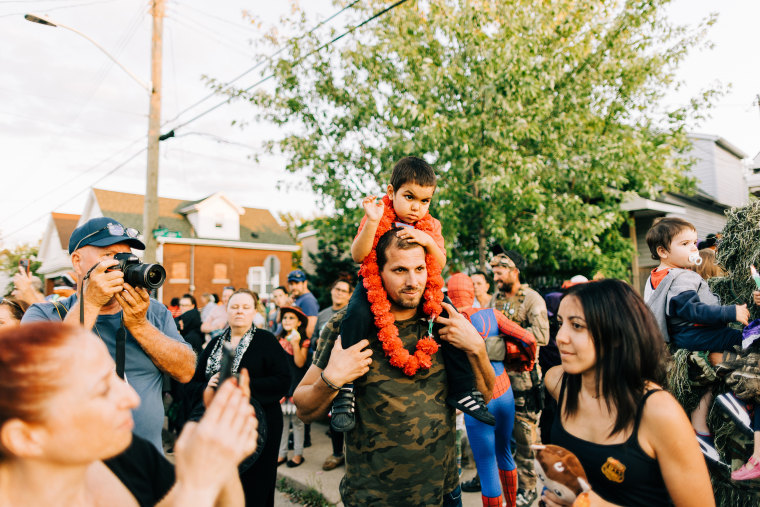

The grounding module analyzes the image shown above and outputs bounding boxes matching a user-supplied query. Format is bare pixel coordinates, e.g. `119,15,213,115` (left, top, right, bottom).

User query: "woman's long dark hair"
562,279,669,436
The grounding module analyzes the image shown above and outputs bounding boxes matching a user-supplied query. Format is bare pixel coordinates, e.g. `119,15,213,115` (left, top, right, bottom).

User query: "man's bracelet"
320,371,341,391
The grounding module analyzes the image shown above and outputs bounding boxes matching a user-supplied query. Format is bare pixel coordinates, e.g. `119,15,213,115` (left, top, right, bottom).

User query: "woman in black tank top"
542,280,713,506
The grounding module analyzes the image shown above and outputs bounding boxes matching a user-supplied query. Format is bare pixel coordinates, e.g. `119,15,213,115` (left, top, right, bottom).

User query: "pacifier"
689,252,703,266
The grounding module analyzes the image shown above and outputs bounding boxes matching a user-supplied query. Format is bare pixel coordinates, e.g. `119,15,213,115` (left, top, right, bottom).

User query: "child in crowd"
330,156,494,432
695,248,725,281
644,217,750,466
277,306,311,467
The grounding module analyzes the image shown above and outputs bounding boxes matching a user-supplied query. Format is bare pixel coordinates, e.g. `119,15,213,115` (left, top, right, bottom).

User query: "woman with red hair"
0,322,257,506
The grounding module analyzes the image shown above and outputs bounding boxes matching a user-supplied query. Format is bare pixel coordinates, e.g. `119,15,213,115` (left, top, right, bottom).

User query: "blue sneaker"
716,392,753,437
696,433,729,469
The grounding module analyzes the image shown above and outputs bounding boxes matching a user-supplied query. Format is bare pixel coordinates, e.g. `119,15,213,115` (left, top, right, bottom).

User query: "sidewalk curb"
277,471,343,506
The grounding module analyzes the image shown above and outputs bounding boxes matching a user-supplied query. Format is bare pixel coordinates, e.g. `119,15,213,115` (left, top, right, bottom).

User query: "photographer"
22,217,196,452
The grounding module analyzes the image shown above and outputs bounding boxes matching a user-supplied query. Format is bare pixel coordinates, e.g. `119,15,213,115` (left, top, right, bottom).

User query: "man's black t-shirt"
104,434,175,507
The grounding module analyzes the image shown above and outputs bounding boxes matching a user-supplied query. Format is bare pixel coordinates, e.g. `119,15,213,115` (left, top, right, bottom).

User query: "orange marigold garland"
359,195,444,376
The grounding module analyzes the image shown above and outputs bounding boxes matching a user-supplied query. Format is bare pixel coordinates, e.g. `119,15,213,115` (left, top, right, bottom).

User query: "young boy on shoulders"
330,156,494,433
644,217,748,351
644,217,750,467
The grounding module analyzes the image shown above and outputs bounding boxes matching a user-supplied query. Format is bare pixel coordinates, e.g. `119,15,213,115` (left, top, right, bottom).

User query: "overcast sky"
1,0,757,248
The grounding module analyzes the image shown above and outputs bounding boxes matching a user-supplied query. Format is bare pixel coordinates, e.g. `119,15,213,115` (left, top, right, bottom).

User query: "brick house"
37,188,298,304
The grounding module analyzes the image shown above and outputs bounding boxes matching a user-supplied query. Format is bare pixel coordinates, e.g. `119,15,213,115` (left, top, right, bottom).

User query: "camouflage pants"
508,370,540,491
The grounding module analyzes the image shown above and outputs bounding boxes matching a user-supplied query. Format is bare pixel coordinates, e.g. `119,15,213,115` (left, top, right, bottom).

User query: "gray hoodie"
643,268,722,343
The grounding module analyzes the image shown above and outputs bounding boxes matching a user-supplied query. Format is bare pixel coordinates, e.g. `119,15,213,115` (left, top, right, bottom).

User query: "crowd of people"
3,156,760,507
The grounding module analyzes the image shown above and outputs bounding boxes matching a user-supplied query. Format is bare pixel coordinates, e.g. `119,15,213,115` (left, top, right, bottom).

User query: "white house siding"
687,139,717,200
663,196,728,239
635,215,658,269
713,144,748,208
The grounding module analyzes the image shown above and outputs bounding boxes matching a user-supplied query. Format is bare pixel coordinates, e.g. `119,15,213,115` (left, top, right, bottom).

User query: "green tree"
306,235,359,308
217,0,718,280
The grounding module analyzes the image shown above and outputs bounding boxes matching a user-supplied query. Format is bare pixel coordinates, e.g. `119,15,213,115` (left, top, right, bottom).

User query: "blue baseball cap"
287,269,307,282
68,217,145,254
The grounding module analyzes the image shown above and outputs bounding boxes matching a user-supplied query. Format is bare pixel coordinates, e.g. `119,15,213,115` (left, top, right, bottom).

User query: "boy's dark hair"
562,279,668,436
389,156,436,190
376,228,425,272
273,286,288,294
645,217,696,261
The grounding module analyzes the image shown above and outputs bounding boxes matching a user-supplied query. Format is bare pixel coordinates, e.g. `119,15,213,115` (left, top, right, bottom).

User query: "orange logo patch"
601,457,625,483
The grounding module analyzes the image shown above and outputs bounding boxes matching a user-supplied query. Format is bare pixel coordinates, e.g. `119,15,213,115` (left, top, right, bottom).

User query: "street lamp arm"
24,14,151,94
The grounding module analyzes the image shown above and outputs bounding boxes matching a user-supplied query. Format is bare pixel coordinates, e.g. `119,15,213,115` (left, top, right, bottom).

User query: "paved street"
277,420,483,506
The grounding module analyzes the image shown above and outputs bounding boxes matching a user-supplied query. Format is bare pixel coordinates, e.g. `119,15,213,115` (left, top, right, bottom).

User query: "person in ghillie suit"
646,213,760,505
644,217,749,467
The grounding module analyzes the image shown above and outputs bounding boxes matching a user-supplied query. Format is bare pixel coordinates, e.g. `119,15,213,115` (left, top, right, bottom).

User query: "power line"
28,1,148,173
1,147,146,240
162,0,408,136
0,0,125,18
0,134,146,228
180,2,260,36
166,10,253,58
173,131,259,150
1,1,399,241
161,0,361,126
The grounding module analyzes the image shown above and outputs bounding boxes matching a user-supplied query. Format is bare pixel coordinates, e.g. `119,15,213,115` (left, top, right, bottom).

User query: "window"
212,263,230,284
263,255,281,296
169,262,189,284
172,262,187,279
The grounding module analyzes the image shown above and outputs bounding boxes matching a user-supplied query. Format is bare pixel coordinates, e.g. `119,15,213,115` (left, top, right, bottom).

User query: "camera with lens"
108,253,166,290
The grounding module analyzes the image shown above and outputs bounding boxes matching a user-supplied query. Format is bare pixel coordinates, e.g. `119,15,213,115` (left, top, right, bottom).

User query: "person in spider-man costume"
447,273,537,507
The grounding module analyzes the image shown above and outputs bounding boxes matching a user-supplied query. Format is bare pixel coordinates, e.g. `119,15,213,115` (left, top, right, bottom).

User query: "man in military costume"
489,250,549,506
294,229,495,507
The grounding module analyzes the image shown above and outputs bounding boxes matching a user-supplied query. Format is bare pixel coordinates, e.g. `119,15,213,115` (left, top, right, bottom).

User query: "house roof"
91,188,295,246
689,133,749,160
51,213,81,249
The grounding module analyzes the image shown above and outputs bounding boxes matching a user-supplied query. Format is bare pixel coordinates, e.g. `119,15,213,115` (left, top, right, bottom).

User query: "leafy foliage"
306,236,359,308
216,0,718,281
0,244,42,296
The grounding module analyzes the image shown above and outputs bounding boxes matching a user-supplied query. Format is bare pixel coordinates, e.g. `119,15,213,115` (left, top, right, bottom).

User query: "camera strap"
79,264,99,326
79,264,126,380
115,322,126,380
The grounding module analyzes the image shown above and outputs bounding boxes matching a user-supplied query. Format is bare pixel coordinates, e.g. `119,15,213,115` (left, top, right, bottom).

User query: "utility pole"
144,0,164,263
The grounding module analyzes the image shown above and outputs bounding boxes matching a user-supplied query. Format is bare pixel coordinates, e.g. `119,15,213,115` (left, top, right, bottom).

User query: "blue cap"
287,269,307,282
68,217,145,254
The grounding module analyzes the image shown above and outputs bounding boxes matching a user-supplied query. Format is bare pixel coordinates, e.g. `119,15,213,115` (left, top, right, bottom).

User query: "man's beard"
391,285,423,309
497,279,514,294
